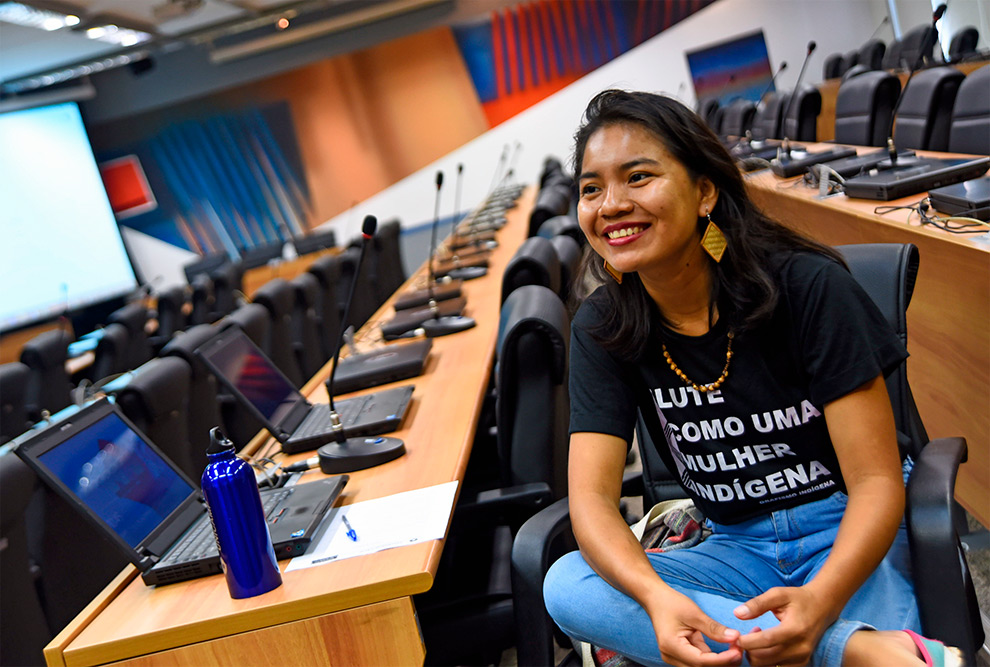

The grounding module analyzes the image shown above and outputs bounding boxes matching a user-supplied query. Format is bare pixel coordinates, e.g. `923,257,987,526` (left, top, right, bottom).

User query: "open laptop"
928,176,990,221
843,156,990,201
14,398,348,586
195,327,416,453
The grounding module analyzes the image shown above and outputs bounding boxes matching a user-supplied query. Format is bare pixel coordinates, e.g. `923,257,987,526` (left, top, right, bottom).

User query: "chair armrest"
907,437,983,660
511,497,574,667
453,482,553,527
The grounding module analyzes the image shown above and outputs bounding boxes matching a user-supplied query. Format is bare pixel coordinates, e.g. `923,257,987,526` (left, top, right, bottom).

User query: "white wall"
319,0,887,244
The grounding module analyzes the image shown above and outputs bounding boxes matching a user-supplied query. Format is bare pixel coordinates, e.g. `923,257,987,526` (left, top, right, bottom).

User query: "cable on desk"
874,198,990,234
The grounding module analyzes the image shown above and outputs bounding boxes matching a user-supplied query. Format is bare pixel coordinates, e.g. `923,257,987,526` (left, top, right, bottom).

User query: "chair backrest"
183,253,228,284
373,219,407,305
501,236,561,304
883,37,905,69
19,329,72,421
549,235,581,304
858,39,886,70
823,53,845,79
90,323,131,383
107,303,153,371
834,70,901,146
289,272,326,380
0,453,51,667
719,99,757,138
216,306,272,449
307,253,344,361
948,26,979,61
893,66,965,151
698,97,720,129
153,285,189,344
337,244,379,331
220,302,271,351
843,48,860,71
899,24,938,70
292,227,336,257
496,285,570,498
160,324,223,472
750,92,786,140
781,84,821,141
114,356,197,480
536,214,583,246
0,362,31,444
528,182,572,238
209,261,243,319
841,63,871,82
188,274,216,325
252,279,304,387
948,64,990,155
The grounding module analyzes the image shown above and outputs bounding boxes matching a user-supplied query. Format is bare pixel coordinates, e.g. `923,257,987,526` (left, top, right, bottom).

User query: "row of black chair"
824,24,981,80
703,85,821,142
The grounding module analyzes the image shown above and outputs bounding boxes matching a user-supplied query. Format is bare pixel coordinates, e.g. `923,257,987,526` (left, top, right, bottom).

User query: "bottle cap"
207,427,236,456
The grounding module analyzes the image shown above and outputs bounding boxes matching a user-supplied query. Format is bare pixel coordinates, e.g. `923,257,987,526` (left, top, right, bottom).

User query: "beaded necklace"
662,331,734,393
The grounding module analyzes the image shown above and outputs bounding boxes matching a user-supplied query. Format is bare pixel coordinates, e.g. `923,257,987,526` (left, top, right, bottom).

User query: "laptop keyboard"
293,397,369,439
160,489,290,565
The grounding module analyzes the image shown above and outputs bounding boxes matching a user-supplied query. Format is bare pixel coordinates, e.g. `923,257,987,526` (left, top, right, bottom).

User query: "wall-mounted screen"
0,101,138,333
686,29,775,105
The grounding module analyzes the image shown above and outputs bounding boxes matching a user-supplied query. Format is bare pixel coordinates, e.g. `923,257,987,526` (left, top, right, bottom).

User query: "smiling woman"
542,89,965,667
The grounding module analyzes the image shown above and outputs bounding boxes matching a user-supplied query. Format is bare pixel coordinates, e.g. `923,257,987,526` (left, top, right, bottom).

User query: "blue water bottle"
201,427,282,599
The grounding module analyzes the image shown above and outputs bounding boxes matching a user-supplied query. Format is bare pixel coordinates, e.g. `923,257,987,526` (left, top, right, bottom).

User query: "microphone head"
807,40,817,54
457,163,463,174
933,3,946,20
436,171,443,188
361,215,377,237
779,61,788,71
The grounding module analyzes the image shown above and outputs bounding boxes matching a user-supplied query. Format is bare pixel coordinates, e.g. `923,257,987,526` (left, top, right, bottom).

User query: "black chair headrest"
502,237,561,304
497,285,569,384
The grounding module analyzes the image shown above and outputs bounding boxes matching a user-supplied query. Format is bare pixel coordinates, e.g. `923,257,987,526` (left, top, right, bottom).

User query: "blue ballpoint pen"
342,515,358,542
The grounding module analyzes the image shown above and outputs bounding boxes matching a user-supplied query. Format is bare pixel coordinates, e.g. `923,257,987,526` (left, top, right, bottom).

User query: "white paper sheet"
285,480,459,571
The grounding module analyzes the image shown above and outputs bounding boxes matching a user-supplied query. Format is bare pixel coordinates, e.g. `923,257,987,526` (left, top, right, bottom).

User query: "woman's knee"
543,551,593,628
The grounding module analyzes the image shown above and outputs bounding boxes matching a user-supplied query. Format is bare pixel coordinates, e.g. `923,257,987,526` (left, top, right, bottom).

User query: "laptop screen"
36,410,194,549
200,329,302,426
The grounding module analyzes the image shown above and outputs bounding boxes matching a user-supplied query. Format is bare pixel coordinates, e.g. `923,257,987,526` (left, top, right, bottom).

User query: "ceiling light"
0,2,79,30
83,23,153,46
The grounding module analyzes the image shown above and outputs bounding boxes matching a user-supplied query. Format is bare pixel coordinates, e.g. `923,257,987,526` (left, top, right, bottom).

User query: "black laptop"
842,156,990,201
333,338,433,394
14,399,348,586
195,327,415,453
928,176,990,221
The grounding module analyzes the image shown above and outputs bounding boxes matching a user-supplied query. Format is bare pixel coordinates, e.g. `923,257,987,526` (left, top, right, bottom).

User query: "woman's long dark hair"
574,89,843,358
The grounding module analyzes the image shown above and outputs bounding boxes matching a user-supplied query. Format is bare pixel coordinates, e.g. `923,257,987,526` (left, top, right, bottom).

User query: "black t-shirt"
569,251,908,524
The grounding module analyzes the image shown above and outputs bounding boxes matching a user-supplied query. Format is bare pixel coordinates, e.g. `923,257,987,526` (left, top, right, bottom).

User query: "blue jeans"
544,463,920,666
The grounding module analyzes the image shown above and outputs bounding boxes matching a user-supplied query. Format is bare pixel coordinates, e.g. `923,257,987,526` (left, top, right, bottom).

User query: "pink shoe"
903,629,964,667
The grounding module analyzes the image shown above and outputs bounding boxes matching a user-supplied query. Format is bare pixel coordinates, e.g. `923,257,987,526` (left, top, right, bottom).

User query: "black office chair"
823,53,845,80
160,324,224,474
337,244,380,330
540,157,567,188
292,227,337,257
833,70,901,147
114,356,197,480
893,66,965,151
843,48,860,72
220,302,271,353
750,92,786,141
529,182,574,238
502,236,562,304
307,253,345,361
719,99,757,138
537,215,583,247
947,64,990,155
209,261,244,321
149,285,189,353
0,453,51,667
549,236,582,305
19,329,73,422
698,98,720,131
858,39,886,71
289,272,326,380
252,279,305,387
107,302,153,371
841,63,871,82
899,24,939,69
780,84,821,141
373,219,408,305
510,243,985,666
883,37,906,70
188,273,216,325
0,362,31,445
89,323,131,383
238,240,284,270
948,26,979,62
183,252,228,284
417,284,570,666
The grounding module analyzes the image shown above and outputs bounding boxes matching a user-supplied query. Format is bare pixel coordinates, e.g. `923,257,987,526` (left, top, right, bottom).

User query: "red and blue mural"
453,0,716,126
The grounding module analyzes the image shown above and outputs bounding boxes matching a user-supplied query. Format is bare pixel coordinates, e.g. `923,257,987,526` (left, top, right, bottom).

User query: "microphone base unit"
422,315,477,338
446,266,488,281
317,436,406,474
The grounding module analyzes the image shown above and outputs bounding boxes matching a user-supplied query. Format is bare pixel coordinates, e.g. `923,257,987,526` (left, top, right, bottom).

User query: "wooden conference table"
44,187,534,667
744,148,989,526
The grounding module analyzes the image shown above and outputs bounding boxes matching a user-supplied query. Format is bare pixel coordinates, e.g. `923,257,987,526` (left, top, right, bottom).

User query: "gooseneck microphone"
869,15,890,41
488,144,510,196
883,3,947,167
454,163,464,226
780,40,816,156
422,171,477,337
312,214,405,474
759,61,787,104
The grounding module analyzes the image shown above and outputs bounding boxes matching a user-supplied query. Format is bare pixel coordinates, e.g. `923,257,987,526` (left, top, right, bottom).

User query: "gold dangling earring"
700,211,727,263
603,259,623,284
